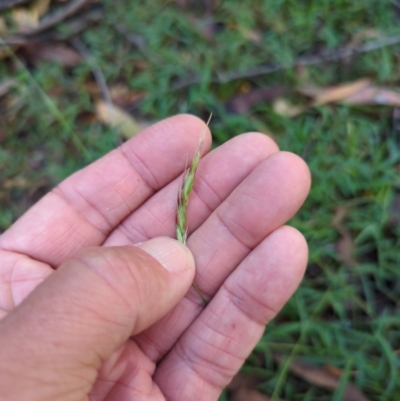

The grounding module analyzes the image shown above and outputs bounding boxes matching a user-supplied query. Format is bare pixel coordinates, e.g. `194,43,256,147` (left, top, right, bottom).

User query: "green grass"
1,0,400,399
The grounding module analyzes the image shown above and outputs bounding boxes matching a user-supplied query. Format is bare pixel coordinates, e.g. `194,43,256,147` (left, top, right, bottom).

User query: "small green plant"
176,130,208,306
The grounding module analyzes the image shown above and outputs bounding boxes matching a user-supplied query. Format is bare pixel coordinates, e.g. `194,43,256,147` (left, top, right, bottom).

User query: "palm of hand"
0,115,310,400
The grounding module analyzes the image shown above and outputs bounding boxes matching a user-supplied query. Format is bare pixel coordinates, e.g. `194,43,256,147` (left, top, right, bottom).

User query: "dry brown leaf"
313,79,371,106
228,374,288,401
344,86,400,107
277,356,371,401
109,85,144,107
299,80,400,108
273,98,305,117
325,364,345,378
227,86,285,113
325,364,357,379
29,44,82,66
96,101,142,139
11,0,51,31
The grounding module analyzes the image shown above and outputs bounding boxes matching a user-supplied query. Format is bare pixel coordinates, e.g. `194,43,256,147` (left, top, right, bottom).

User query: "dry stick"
70,37,112,105
0,0,30,11
3,8,104,46
176,122,211,306
2,0,94,39
26,0,94,35
169,34,400,91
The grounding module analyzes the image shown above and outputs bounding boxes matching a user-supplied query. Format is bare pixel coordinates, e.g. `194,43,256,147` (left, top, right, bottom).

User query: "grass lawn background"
1,1,400,399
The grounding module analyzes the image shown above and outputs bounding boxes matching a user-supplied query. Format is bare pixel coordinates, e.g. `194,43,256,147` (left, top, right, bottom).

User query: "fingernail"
136,237,195,273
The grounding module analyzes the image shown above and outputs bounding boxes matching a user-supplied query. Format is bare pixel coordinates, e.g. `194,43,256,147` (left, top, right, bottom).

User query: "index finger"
0,115,211,266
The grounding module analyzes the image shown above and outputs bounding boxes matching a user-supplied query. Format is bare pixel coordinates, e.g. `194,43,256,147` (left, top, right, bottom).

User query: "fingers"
105,132,279,246
0,238,194,401
134,151,310,361
154,226,308,401
190,151,311,295
0,115,211,266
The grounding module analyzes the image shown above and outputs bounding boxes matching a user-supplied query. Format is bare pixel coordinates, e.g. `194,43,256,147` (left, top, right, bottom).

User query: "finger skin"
154,226,308,400
0,238,194,401
0,115,211,266
134,151,311,362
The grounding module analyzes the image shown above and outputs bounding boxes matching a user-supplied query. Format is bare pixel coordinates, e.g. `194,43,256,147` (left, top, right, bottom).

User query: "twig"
0,0,29,11
70,37,112,105
170,34,400,90
20,0,93,36
2,8,103,46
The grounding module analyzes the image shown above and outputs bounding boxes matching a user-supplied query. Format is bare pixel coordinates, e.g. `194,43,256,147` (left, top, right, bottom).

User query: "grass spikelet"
176,118,211,306
176,136,203,244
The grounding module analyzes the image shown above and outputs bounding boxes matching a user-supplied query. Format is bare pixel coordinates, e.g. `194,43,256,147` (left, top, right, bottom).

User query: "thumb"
0,237,195,401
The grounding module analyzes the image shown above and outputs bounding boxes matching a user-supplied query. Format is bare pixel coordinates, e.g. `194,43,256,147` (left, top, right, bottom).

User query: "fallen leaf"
109,85,144,107
299,79,400,109
344,86,400,107
227,86,285,113
325,364,357,379
273,98,305,117
313,79,371,106
96,101,142,139
27,44,82,66
276,355,371,401
228,374,288,401
227,373,263,391
11,0,51,32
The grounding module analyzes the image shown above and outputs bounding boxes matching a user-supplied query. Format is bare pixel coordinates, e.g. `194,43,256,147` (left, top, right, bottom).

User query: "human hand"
0,115,311,401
